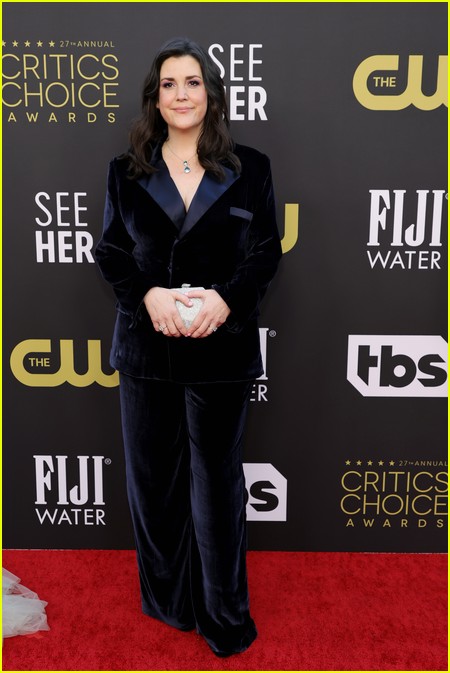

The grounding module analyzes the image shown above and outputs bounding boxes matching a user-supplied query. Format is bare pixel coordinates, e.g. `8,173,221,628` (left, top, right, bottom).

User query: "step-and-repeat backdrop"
3,2,447,552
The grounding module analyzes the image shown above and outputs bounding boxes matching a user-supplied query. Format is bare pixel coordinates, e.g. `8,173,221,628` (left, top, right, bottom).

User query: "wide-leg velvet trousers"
119,373,257,656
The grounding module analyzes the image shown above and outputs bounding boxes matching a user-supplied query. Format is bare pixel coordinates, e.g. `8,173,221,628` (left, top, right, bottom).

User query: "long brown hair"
126,37,241,181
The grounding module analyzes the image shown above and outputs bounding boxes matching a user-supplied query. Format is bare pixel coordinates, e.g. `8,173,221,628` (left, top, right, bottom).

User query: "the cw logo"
10,339,118,387
353,55,447,110
281,204,299,254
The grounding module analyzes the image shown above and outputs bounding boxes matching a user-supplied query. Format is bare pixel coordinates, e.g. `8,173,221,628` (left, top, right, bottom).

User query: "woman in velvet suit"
95,38,281,657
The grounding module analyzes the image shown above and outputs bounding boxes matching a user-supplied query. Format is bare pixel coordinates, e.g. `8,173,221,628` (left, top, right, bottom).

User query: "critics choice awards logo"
2,38,119,124
340,458,447,530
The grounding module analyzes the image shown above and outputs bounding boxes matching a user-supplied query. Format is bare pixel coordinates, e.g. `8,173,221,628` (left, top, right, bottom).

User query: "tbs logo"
243,463,287,521
347,335,447,397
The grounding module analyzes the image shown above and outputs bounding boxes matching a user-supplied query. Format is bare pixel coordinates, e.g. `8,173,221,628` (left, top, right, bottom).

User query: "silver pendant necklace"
165,142,197,174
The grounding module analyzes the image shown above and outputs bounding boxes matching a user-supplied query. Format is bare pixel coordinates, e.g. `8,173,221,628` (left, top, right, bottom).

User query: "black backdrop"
3,2,447,552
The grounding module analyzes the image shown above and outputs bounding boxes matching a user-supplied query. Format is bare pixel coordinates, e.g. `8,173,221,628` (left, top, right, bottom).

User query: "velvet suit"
95,143,282,655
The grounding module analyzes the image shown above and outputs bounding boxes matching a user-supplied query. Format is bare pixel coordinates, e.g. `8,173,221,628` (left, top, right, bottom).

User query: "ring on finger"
159,324,167,332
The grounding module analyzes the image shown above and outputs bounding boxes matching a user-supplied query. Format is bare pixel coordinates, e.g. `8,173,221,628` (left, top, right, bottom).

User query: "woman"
95,37,281,657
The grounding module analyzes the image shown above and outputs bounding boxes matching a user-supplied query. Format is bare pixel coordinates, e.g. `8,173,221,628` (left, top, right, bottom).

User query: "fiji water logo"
250,327,278,402
34,454,109,525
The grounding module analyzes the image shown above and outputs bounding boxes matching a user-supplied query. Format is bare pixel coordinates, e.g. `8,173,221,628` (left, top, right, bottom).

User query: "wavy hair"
126,37,241,181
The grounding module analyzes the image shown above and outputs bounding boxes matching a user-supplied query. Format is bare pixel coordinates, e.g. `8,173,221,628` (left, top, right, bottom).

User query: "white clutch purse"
173,284,204,327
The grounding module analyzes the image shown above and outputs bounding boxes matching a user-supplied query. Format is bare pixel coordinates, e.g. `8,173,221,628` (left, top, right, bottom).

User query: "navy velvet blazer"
95,143,282,383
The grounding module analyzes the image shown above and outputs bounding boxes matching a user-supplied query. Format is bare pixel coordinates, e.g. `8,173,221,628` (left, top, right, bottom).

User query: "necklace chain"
165,142,197,174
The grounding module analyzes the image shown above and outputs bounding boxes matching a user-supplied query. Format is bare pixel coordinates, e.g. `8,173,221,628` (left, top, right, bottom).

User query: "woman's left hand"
185,289,231,338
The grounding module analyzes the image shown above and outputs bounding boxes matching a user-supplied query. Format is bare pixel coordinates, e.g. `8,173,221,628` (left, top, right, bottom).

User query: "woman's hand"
143,287,192,337
185,289,231,338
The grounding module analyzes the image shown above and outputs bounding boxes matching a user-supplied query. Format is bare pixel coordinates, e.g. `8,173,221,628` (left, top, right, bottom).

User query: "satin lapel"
179,166,239,239
137,169,186,231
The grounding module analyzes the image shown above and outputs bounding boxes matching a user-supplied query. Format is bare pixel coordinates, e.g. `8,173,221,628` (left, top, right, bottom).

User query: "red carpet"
2,550,447,671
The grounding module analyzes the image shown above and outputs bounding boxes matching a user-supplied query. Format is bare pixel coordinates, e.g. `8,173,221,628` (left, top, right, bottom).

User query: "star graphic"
356,460,362,466
2,41,6,47
345,460,351,466
389,461,395,466
24,41,31,47
12,40,19,47
37,40,43,47
378,460,384,466
367,460,373,466
49,40,55,47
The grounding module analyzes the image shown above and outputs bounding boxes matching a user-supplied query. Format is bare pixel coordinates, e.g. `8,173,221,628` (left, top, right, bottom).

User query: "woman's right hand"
143,287,193,337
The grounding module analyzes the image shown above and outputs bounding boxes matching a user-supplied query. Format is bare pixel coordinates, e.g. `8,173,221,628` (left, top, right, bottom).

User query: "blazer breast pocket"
229,206,254,222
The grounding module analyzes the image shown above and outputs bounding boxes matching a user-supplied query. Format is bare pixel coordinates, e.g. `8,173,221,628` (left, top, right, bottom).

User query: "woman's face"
157,55,208,135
